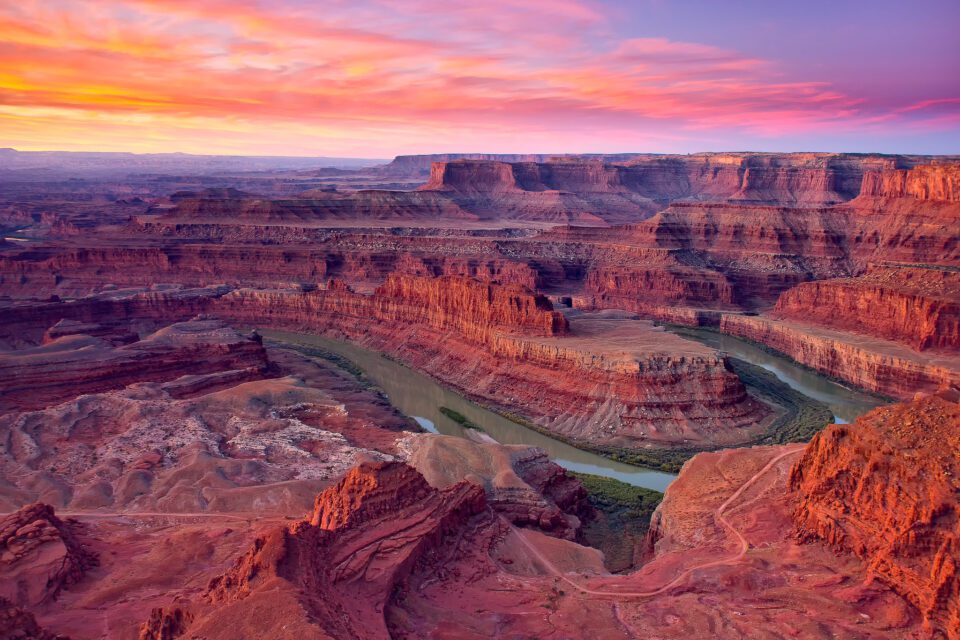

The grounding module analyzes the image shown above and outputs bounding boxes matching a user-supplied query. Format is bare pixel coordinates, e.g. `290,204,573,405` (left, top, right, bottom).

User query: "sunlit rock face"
791,395,960,639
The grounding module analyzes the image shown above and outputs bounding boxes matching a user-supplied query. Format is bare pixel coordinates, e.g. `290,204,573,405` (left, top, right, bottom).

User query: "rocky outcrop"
0,503,98,606
373,273,568,337
0,334,408,512
0,319,270,411
178,462,490,639
791,396,960,639
139,608,193,640
720,314,960,399
582,263,737,308
17,417,941,639
404,434,588,539
774,266,960,351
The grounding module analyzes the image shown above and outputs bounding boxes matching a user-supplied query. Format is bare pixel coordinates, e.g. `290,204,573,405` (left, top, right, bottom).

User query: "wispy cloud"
0,0,956,155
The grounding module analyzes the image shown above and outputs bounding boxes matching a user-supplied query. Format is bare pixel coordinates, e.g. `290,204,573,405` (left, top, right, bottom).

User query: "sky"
1,0,958,157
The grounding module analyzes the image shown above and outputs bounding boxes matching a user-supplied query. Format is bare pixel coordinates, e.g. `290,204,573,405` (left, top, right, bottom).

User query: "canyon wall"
0,276,769,449
774,266,960,351
791,395,960,639
719,314,960,398
858,163,960,202
0,319,269,411
181,461,491,640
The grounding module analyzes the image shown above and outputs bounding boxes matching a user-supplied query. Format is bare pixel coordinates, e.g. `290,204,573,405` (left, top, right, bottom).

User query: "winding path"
513,444,805,599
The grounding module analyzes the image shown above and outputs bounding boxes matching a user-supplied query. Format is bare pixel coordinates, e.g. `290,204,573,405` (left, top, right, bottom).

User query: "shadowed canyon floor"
0,151,958,638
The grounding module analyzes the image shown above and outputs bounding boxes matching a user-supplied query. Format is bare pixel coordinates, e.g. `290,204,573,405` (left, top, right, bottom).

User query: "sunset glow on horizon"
2,0,959,157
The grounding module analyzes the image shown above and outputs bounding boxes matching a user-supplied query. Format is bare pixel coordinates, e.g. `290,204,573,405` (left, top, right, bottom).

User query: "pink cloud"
0,0,955,155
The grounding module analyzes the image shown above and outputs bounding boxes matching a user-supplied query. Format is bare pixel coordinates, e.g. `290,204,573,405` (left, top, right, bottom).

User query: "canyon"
10,395,951,640
0,150,957,638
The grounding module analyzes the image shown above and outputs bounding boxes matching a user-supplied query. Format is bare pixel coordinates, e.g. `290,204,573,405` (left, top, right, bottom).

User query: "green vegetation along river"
263,327,886,492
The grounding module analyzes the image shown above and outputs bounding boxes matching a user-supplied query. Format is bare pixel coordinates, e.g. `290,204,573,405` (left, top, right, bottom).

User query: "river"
262,328,885,493
263,330,679,492
663,327,885,424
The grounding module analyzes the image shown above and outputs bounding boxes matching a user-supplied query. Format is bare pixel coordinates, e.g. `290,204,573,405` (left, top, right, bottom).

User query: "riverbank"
264,326,873,478
486,358,833,472
263,330,678,491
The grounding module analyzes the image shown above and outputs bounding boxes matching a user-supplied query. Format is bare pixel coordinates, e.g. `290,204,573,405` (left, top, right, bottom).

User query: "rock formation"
0,597,64,640
0,319,269,411
0,149,957,638
0,277,770,451
404,434,589,539
719,313,960,399
773,265,960,351
178,461,490,639
0,503,98,606
791,395,960,639
0,319,411,513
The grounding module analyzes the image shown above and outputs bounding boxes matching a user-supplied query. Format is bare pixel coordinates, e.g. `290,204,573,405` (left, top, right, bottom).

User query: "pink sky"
1,0,958,157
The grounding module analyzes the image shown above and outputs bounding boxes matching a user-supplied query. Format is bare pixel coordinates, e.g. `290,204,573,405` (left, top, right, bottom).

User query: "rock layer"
0,319,269,411
773,266,960,351
190,461,490,639
0,278,768,450
719,314,960,399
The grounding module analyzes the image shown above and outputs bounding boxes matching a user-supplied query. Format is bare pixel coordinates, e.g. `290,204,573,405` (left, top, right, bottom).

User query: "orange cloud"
0,0,955,155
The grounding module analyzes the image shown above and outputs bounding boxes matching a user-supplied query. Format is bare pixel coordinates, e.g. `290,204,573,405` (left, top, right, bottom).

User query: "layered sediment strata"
0,244,334,296
857,162,960,203
774,266,960,351
1,276,767,449
219,285,767,447
172,461,491,639
137,427,939,639
4,154,958,313
0,322,411,513
719,314,960,399
791,395,960,639
0,319,269,411
403,434,588,539
162,187,477,223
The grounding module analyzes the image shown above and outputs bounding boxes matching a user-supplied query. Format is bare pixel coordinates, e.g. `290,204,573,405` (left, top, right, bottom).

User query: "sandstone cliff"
857,163,960,202
791,396,960,639
720,314,960,399
0,278,769,450
774,266,960,351
168,462,490,639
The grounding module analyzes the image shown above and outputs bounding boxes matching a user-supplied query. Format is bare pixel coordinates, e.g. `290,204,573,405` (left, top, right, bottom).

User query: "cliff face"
791,396,960,639
181,462,490,640
858,163,960,202
719,314,960,399
373,273,568,338
164,188,476,222
774,267,960,351
424,153,879,205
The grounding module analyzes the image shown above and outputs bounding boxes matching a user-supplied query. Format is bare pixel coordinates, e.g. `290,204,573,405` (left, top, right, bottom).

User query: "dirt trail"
513,444,805,598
